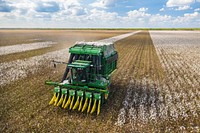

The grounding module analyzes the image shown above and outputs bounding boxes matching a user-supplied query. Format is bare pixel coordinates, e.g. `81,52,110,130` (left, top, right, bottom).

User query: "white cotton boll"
0,41,57,55
115,108,126,126
149,30,200,122
0,49,68,86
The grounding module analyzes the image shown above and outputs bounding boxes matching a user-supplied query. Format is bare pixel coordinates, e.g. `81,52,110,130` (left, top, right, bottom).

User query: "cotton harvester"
45,41,118,115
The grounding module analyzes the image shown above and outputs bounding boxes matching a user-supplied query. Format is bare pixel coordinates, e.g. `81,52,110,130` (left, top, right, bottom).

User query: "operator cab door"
70,67,89,84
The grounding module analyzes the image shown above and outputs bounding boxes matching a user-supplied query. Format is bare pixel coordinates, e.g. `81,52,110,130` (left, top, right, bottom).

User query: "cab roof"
69,41,115,57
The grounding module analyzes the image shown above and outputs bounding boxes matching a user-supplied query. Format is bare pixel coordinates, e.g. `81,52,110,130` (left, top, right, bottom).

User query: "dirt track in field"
0,30,199,132
111,31,166,132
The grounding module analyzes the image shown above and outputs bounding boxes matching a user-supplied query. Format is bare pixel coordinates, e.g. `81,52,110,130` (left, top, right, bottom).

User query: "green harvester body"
46,42,118,115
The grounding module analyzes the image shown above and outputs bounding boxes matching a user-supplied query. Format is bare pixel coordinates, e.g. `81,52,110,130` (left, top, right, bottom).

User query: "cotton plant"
115,31,200,131
0,49,69,86
0,41,57,56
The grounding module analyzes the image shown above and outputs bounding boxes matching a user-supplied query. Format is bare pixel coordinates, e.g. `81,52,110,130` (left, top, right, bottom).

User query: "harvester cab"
67,60,91,84
46,41,118,115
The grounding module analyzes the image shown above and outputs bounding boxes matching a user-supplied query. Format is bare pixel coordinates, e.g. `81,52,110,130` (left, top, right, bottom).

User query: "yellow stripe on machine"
82,98,88,112
49,93,56,105
73,96,80,110
64,96,71,109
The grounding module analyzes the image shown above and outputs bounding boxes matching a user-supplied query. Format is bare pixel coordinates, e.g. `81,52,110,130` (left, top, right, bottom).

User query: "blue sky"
0,0,200,28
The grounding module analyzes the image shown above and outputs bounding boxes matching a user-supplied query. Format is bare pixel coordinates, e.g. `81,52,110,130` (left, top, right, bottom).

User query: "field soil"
0,30,199,132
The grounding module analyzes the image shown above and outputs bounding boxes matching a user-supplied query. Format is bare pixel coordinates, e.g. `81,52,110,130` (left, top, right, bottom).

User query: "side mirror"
53,63,57,68
51,60,68,68
51,60,57,68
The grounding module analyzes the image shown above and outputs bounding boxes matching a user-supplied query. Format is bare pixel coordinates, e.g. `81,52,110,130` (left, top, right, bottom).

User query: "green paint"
46,42,118,109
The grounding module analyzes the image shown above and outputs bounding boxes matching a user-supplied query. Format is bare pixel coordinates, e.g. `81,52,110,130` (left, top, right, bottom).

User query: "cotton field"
115,30,200,132
0,30,199,132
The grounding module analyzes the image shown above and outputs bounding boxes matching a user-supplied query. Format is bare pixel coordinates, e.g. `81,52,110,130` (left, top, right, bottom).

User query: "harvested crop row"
99,30,141,43
113,31,165,132
0,30,132,46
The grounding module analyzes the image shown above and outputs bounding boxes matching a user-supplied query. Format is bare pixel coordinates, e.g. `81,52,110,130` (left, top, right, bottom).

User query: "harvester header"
45,41,118,115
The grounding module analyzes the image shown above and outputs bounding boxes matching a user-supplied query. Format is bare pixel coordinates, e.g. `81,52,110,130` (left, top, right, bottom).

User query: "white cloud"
139,7,148,12
127,8,150,18
173,12,199,26
2,0,87,20
121,8,151,27
125,9,200,28
58,0,80,9
159,8,165,11
175,5,191,10
194,8,200,11
90,0,117,9
35,2,60,12
126,6,133,8
58,0,87,16
88,9,118,21
166,0,195,7
0,1,200,28
150,14,172,23
184,11,199,17
8,0,36,11
165,0,198,11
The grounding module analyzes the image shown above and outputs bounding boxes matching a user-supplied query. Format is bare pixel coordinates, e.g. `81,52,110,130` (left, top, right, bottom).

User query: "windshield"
71,67,87,83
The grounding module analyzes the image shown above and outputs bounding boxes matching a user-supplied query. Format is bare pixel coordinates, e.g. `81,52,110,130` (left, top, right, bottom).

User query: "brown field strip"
0,30,131,46
0,30,130,63
107,31,165,129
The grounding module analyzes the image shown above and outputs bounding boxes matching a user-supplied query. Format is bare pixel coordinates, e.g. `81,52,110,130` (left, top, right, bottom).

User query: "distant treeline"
0,28,200,30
